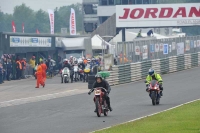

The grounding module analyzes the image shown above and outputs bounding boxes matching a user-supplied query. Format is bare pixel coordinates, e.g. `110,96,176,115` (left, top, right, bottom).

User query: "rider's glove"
146,84,149,87
88,92,91,95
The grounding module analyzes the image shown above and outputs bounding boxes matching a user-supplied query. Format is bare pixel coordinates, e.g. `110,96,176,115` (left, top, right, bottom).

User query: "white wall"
97,6,115,16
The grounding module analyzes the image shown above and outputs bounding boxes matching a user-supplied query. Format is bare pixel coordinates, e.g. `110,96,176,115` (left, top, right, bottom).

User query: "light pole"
101,36,113,71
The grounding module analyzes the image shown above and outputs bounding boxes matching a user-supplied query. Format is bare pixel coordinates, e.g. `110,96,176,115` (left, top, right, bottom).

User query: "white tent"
92,34,112,49
61,38,85,50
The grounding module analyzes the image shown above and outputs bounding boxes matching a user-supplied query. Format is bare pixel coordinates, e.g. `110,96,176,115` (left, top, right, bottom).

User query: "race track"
0,67,200,133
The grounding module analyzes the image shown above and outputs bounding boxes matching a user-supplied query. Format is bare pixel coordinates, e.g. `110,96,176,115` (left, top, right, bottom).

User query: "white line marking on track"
90,98,200,133
0,89,82,108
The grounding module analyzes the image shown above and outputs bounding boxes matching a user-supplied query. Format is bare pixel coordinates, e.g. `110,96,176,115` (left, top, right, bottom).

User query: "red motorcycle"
89,87,109,117
145,80,161,105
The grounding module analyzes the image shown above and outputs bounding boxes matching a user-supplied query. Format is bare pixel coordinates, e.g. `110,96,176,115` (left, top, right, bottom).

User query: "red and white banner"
36,29,40,34
22,23,24,33
12,21,16,33
69,8,76,35
48,9,54,34
116,3,200,27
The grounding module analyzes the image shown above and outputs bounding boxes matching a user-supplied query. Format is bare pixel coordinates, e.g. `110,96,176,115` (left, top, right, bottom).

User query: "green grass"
95,100,200,133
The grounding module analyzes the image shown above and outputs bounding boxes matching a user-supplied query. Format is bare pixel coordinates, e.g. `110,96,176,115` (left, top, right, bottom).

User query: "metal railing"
106,52,200,86
115,35,200,65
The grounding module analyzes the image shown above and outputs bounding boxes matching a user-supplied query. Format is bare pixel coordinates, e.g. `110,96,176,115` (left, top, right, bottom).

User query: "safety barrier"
106,52,200,86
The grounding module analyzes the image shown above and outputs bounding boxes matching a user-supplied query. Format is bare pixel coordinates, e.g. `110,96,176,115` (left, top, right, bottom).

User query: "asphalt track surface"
0,67,200,133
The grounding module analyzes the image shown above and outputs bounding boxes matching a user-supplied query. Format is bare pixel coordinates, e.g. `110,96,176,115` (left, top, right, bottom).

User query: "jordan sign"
116,3,200,27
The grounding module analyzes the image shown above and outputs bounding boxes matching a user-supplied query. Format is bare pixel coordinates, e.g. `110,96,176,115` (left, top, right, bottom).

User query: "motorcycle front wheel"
151,91,156,106
95,97,101,117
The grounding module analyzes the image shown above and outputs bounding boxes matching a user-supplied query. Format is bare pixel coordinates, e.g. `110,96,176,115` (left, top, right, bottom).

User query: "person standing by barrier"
41,61,47,83
16,59,22,80
6,59,12,81
0,63,3,84
29,56,36,78
3,58,7,81
35,62,45,88
21,58,26,79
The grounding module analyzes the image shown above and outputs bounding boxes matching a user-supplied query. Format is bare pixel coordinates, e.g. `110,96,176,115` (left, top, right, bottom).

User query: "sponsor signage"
10,36,51,47
116,3,200,27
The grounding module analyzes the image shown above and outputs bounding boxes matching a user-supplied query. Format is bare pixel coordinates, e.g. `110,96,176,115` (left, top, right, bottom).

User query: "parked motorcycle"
73,64,79,82
145,80,161,105
79,69,84,81
89,87,109,117
61,67,70,83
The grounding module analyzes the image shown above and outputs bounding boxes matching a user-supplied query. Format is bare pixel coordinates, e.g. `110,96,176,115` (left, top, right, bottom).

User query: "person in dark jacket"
62,60,71,70
3,58,7,81
88,74,112,112
6,59,12,81
147,29,154,37
0,63,3,84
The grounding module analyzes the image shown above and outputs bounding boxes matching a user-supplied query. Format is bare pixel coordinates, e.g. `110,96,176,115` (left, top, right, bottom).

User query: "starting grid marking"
0,89,88,108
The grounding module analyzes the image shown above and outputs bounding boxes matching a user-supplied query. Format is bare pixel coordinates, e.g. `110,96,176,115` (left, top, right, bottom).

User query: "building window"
100,0,108,5
115,0,121,5
128,0,136,4
152,0,157,4
122,0,128,4
143,0,150,4
136,0,142,4
108,0,114,5
100,16,109,24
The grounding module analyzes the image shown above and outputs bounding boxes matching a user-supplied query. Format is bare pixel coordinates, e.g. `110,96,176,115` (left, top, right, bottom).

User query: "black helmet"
95,74,102,80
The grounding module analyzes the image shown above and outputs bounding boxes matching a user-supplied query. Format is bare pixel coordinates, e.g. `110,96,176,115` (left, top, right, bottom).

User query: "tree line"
0,3,83,34
0,1,199,35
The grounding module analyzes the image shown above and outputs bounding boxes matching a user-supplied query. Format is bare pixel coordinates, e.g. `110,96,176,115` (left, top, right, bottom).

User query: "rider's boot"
160,91,163,96
61,77,63,83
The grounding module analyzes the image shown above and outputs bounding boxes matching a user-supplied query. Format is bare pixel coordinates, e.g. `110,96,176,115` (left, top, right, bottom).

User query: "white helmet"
63,59,68,63
87,58,91,63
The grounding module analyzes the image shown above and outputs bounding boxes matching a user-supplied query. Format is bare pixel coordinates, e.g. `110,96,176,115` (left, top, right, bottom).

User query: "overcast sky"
0,0,82,14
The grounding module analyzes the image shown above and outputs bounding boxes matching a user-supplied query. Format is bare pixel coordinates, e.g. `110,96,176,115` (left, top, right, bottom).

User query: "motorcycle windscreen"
150,80,157,87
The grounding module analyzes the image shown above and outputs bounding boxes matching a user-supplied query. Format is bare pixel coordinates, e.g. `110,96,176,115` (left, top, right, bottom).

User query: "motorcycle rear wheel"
103,101,108,116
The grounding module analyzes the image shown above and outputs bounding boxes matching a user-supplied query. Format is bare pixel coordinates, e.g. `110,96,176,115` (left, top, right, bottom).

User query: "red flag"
22,23,24,33
12,21,16,33
36,29,40,34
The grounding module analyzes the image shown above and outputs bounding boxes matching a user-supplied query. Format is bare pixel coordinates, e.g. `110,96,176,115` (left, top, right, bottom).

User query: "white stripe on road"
90,98,200,133
0,89,88,108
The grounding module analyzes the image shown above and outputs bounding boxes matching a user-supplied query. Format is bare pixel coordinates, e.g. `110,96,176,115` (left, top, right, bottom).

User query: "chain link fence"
115,35,200,65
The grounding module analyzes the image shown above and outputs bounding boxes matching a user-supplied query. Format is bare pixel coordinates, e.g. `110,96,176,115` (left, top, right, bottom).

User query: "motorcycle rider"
88,74,113,112
73,59,79,81
69,56,73,64
78,59,85,81
145,68,163,96
90,58,96,69
61,59,71,83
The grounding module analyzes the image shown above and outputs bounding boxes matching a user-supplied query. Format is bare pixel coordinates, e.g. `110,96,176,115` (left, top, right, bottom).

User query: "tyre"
151,91,156,105
95,97,101,117
103,101,108,116
156,96,160,105
75,72,78,82
64,77,67,83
